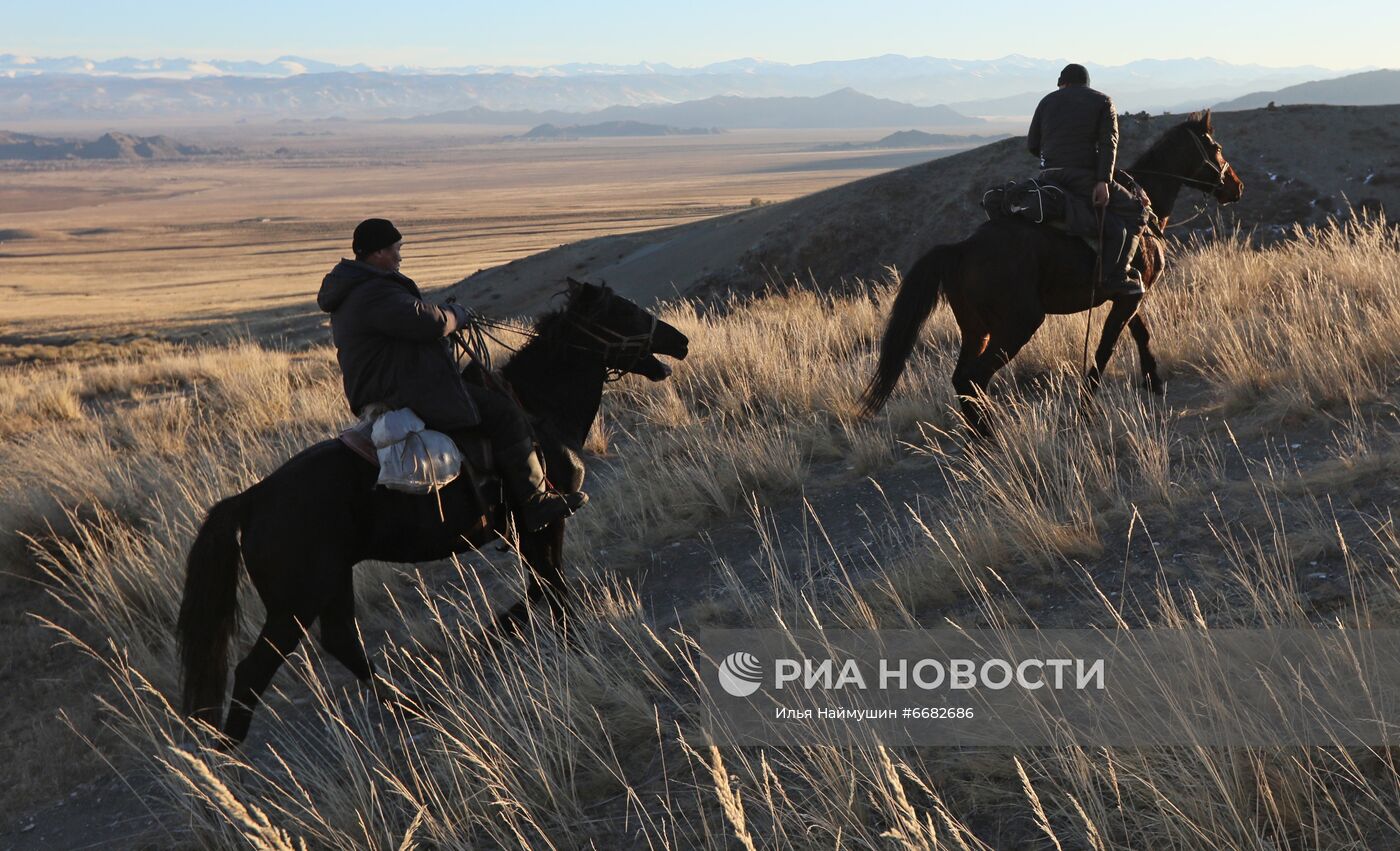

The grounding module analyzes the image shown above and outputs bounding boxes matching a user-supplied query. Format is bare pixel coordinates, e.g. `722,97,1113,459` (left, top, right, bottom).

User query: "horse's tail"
859,243,962,416
177,491,248,727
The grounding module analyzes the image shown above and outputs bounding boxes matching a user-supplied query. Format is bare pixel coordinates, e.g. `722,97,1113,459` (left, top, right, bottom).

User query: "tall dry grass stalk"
5,217,1399,847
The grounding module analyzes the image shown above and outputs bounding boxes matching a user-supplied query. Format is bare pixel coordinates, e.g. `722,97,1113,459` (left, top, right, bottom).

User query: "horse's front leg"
1084,296,1142,393
494,433,584,636
494,526,571,636
1127,313,1164,395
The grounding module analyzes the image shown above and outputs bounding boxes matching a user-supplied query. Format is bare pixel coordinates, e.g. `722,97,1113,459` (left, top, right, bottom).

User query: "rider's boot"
500,439,587,533
1097,227,1145,299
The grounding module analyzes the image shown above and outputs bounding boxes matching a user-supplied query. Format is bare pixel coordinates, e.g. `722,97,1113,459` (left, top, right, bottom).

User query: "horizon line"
0,50,1359,74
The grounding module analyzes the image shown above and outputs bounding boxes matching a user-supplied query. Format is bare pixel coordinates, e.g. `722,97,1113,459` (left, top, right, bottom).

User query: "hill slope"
1215,69,1400,110
447,104,1400,315
4,216,1398,848
0,130,224,160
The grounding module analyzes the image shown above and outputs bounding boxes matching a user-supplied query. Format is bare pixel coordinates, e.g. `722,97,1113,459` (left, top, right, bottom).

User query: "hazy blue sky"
7,0,1397,69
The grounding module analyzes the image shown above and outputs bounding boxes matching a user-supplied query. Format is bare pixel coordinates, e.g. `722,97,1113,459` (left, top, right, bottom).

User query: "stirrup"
519,490,588,532
1096,273,1144,299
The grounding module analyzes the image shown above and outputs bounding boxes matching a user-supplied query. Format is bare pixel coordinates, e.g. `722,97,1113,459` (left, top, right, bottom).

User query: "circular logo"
717,651,763,697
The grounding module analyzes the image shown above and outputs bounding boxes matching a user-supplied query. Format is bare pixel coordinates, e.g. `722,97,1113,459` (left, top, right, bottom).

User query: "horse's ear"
1201,109,1213,132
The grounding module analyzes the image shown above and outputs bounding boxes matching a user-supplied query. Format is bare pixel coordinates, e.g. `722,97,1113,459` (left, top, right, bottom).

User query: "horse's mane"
510,284,607,361
1128,110,1212,172
526,303,571,346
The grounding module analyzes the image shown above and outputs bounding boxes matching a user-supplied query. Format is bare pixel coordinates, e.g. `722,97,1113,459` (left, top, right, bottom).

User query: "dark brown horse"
859,111,1243,433
177,280,688,744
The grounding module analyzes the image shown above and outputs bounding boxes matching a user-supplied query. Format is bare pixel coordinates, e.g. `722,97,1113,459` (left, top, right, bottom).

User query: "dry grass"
4,216,1400,846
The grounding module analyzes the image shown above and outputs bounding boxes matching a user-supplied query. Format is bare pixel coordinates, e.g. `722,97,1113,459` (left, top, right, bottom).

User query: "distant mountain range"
0,53,1361,121
513,121,723,140
0,130,226,160
400,90,978,129
0,53,369,79
1214,69,1400,110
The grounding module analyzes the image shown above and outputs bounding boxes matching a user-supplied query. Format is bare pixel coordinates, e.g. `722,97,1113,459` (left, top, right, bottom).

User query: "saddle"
982,172,1152,250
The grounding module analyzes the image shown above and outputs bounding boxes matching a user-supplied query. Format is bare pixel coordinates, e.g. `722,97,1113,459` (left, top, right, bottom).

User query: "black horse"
860,111,1244,433
177,279,689,744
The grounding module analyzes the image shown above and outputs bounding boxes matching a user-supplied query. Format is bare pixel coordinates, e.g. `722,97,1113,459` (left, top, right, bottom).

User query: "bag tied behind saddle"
370,408,463,494
981,178,1068,225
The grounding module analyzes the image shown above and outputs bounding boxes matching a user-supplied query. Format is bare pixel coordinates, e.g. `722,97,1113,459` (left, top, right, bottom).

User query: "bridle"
568,312,657,382
448,300,658,383
1132,125,1232,193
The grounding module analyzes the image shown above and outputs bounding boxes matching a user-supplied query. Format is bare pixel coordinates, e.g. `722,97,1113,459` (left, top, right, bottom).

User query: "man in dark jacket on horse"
318,218,587,532
1028,63,1150,298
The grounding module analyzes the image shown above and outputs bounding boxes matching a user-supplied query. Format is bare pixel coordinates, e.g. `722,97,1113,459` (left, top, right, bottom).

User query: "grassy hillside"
3,216,1400,847
1215,69,1400,110
451,105,1400,318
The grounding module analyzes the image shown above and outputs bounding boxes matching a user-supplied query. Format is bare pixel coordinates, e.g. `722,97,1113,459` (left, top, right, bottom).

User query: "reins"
1162,204,1210,230
446,297,657,383
445,304,537,373
1132,170,1227,192
1130,126,1231,192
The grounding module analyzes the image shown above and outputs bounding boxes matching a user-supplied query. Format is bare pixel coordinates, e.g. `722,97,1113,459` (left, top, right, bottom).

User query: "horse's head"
1181,110,1244,205
561,277,689,381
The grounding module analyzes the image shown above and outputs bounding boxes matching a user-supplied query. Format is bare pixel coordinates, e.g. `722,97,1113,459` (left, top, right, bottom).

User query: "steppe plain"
0,122,995,351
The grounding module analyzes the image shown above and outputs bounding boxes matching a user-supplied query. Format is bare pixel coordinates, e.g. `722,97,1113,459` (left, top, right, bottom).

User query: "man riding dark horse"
317,217,587,533
1028,63,1151,299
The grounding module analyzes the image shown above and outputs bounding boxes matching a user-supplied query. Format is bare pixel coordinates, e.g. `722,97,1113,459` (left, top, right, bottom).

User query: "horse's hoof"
208,730,241,754
494,600,532,639
383,689,427,716
557,616,583,652
367,676,425,715
467,605,530,657
1143,373,1165,396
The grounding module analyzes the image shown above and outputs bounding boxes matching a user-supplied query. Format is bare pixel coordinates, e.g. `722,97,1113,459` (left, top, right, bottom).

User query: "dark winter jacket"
1027,84,1119,183
317,259,479,430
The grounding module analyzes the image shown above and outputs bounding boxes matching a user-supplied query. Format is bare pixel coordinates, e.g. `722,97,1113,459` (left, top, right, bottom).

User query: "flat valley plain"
0,121,1001,355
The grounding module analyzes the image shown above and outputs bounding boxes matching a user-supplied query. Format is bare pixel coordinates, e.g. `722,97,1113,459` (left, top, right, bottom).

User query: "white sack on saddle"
370,408,463,493
371,408,424,448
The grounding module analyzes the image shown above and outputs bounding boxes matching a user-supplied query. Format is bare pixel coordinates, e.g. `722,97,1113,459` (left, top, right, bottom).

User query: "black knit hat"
352,218,402,257
1058,63,1090,86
